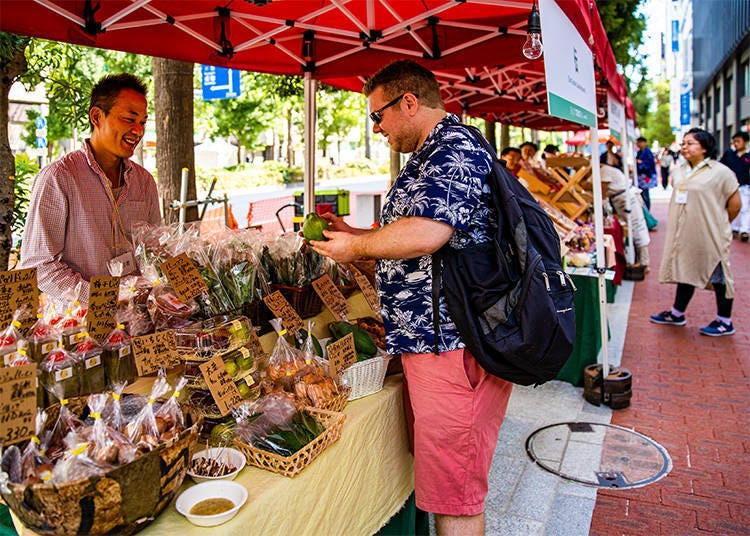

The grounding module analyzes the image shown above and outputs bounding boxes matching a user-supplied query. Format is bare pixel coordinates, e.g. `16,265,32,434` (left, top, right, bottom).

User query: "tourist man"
720,132,750,241
310,60,512,536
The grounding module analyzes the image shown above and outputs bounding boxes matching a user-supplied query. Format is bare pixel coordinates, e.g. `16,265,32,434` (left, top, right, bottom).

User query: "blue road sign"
201,65,241,101
36,137,47,149
680,91,690,126
35,116,47,129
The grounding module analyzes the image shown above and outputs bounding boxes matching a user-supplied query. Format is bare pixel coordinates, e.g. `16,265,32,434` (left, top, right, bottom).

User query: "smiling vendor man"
20,73,162,304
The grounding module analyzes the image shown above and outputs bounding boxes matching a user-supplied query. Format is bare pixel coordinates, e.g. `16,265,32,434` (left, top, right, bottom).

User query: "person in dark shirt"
601,140,623,170
720,131,750,241
636,136,657,210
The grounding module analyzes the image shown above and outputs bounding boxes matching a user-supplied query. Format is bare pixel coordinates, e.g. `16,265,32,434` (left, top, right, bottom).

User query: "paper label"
68,333,79,346
675,190,688,204
87,276,120,342
199,355,244,416
327,332,357,380
349,264,381,316
119,345,131,358
160,253,209,302
41,341,55,355
85,355,102,369
312,274,351,321
3,352,17,366
131,330,180,376
263,290,303,333
0,268,38,333
55,367,73,382
0,364,37,445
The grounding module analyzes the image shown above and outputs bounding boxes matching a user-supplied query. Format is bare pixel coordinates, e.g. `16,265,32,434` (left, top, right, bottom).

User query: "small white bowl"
187,447,246,483
175,480,248,527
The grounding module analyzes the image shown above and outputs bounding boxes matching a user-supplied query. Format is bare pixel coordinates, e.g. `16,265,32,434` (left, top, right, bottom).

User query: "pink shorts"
402,348,512,516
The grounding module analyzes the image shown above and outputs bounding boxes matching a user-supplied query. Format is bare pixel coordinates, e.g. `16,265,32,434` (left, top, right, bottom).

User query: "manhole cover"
525,422,672,489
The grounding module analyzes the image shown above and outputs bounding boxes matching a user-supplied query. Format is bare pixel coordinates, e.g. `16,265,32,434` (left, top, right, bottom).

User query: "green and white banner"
607,93,624,142
540,0,597,128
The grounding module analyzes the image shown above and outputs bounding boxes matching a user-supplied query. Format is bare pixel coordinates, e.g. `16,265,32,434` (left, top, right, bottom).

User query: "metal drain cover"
525,422,672,489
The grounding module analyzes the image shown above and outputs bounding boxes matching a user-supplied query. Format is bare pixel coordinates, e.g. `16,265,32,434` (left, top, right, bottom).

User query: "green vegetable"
302,213,330,242
328,321,377,357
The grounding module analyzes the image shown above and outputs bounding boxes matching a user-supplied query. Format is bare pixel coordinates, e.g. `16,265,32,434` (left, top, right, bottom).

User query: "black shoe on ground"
733,230,739,239
741,232,749,243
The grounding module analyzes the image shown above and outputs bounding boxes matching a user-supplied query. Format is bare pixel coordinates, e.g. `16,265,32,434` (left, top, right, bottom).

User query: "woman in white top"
650,128,741,336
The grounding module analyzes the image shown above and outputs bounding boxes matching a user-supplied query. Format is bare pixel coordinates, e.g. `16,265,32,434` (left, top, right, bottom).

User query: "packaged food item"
102,323,135,387
147,278,198,331
263,319,308,393
74,332,106,396
292,322,340,408
26,313,58,363
174,315,251,359
39,345,81,402
126,371,172,451
154,376,188,441
43,384,84,461
0,311,26,366
116,275,154,337
19,408,53,485
59,304,85,351
7,347,46,408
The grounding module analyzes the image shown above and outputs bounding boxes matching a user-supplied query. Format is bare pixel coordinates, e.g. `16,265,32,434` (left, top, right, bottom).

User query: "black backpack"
432,124,576,386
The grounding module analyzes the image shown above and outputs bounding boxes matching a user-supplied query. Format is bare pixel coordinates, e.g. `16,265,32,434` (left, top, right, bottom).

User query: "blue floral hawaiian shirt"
376,114,496,355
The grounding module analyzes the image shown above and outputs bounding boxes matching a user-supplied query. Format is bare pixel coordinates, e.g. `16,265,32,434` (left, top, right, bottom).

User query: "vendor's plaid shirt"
20,140,161,305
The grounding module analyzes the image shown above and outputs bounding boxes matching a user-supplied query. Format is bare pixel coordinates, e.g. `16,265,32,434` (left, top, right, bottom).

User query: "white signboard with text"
607,93,624,142
540,0,597,127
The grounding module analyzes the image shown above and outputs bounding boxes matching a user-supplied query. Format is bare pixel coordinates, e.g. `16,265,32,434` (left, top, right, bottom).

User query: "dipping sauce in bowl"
189,497,235,516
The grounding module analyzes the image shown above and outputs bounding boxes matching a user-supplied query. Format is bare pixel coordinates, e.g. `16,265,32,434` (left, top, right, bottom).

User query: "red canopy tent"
0,0,627,131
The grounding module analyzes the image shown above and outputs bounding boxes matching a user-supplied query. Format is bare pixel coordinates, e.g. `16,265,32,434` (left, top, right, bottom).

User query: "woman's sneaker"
650,311,686,326
699,320,735,336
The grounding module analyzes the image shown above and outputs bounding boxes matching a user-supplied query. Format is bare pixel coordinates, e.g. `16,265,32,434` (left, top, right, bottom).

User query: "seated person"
500,147,522,176
519,141,558,189
601,140,623,170
542,144,560,163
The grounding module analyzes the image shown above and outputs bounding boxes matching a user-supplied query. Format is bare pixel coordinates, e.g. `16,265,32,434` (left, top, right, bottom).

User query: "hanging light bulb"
522,1,543,60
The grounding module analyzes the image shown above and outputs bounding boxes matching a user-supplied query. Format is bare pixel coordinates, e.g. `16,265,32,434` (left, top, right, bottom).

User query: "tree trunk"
0,44,28,269
484,120,497,152
500,123,510,152
286,107,294,166
153,58,197,224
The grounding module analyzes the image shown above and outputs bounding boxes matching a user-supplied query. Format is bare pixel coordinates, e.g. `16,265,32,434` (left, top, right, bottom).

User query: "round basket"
341,355,390,400
1,398,202,536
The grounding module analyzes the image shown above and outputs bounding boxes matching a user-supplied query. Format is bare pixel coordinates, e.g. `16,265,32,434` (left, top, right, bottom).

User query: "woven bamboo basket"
314,385,351,413
233,407,345,477
342,355,390,400
1,397,202,536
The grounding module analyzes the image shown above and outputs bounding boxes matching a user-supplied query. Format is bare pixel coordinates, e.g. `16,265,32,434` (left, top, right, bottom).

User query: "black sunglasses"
369,93,417,124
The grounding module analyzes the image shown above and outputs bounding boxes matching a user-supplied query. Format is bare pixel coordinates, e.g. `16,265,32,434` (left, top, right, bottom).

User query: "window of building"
714,86,721,115
707,95,712,122
725,75,733,104
741,61,749,97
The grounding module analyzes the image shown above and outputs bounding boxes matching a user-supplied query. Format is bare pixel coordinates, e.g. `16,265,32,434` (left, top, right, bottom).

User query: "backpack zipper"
556,270,566,287
541,272,550,292
564,272,577,291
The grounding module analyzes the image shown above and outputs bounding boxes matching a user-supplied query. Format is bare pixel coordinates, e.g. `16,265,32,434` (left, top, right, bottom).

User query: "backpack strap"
431,249,442,356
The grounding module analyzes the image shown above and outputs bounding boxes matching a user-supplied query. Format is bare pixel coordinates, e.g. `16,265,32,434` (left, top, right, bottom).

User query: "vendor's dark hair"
544,144,559,154
732,131,749,142
637,136,647,142
685,127,717,159
520,141,538,151
501,147,521,156
89,73,147,130
363,60,443,110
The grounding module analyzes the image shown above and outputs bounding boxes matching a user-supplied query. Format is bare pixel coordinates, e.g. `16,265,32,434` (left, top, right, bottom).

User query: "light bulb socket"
527,2,541,35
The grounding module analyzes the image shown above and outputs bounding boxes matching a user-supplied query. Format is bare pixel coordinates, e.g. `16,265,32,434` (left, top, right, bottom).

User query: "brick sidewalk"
589,200,750,535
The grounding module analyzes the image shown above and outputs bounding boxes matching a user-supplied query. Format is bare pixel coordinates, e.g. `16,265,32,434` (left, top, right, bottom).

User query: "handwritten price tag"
87,276,120,342
199,355,243,416
263,290,303,333
246,328,267,360
160,253,208,302
312,274,351,321
327,332,357,380
0,364,37,445
131,330,180,376
349,264,380,316
0,268,38,333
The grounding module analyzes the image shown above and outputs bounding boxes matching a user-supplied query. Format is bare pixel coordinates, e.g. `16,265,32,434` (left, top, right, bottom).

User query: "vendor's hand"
319,212,354,233
309,230,361,264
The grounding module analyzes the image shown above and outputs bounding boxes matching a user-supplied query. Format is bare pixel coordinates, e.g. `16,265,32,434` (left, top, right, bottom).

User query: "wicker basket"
342,354,390,400
1,398,202,536
315,385,351,413
233,407,346,477
271,284,323,319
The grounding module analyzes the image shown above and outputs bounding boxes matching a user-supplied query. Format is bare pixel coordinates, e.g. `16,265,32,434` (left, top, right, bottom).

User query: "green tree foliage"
643,80,674,146
316,86,364,160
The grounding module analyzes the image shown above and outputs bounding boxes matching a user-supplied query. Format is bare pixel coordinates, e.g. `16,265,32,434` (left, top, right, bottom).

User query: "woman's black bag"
432,125,576,386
